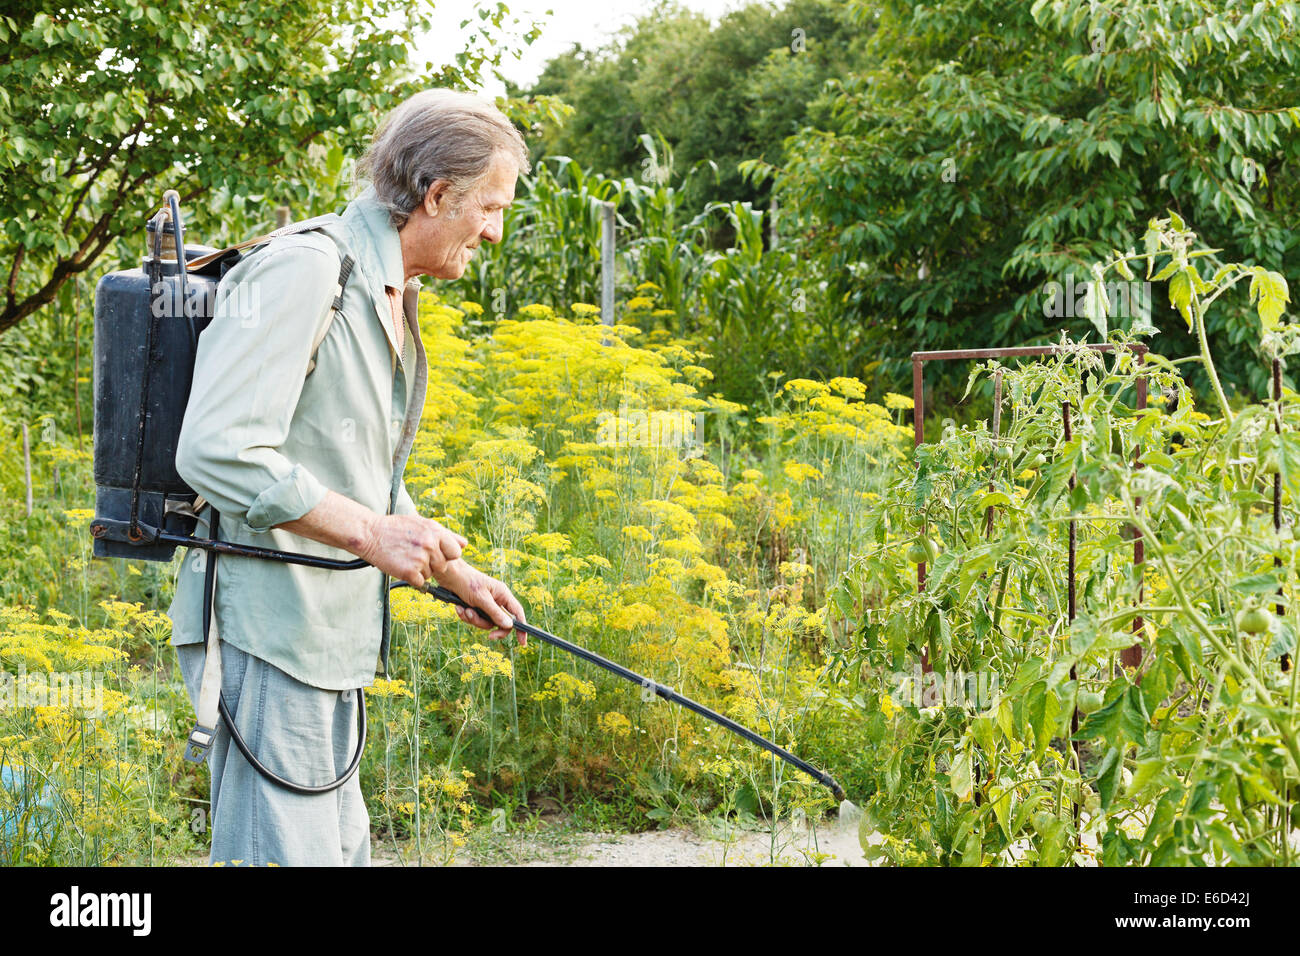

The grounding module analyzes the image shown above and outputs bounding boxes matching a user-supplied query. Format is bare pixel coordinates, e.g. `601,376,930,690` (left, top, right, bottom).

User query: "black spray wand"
403,581,850,804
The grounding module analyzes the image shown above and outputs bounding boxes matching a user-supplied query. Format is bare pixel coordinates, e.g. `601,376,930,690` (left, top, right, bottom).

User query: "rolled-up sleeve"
175,238,339,533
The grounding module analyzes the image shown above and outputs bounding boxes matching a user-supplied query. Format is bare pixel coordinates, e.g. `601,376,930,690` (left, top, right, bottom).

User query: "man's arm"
274,489,462,587
276,492,526,641
175,237,338,532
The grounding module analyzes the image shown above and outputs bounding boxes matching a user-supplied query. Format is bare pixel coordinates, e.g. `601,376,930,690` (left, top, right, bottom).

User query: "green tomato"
1260,450,1280,476
1236,606,1272,634
906,541,929,565
993,445,1013,462
1077,691,1105,715
922,536,942,562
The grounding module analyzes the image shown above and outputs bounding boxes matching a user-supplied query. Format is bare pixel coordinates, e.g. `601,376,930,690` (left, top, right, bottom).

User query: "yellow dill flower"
880,693,902,720
530,671,596,703
571,302,600,317
884,392,915,411
783,378,831,401
558,555,590,573
516,303,556,320
829,377,868,400
607,602,659,630
390,587,457,624
782,461,823,484
62,508,95,523
661,534,704,557
369,678,415,699
708,396,746,415
621,524,653,543
700,756,738,777
625,296,655,312
779,560,813,580
596,711,633,737
523,531,572,554
816,422,861,441
458,300,485,316
460,644,513,682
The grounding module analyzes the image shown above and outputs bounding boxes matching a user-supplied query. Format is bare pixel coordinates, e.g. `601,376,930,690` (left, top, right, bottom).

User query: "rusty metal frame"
910,344,1148,671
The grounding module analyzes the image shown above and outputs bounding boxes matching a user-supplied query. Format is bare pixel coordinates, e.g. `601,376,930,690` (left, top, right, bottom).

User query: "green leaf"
1150,260,1179,282
1075,692,1122,740
1257,269,1290,330
1127,757,1166,799
949,750,973,802
976,490,1013,510
1169,269,1193,330
1095,745,1122,810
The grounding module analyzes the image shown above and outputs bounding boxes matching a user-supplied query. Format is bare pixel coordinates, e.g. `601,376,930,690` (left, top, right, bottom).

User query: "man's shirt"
166,187,429,690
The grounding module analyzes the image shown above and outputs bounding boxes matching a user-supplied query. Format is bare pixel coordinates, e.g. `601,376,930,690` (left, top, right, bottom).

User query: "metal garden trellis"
910,343,1149,825
909,344,1151,678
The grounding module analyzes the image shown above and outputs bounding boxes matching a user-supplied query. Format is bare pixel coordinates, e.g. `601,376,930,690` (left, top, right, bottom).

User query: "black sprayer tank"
92,213,222,561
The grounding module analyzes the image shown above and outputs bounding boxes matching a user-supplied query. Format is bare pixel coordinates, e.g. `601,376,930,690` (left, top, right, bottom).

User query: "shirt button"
341,689,354,702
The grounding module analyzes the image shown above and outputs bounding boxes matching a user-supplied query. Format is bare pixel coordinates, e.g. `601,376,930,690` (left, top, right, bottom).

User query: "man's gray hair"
357,88,530,230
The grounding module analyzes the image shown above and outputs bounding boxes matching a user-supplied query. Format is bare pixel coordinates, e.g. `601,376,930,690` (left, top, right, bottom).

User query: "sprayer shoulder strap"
227,214,356,373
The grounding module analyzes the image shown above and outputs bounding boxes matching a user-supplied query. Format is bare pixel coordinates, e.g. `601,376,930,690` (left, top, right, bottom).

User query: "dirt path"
372,813,871,867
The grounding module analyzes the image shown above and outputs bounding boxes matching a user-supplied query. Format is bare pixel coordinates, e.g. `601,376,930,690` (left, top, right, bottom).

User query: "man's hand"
273,492,522,641
357,513,468,589
433,558,527,644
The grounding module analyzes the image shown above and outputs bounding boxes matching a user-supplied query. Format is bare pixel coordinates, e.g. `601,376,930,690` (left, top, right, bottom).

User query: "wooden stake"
22,422,33,517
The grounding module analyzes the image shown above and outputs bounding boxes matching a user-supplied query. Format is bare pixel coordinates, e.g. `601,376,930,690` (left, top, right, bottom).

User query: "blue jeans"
175,641,370,866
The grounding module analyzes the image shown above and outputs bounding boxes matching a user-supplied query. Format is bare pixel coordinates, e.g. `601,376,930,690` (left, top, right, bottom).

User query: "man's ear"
423,179,449,218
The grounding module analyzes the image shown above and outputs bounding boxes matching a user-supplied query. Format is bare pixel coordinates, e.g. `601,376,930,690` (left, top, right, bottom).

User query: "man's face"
423,153,517,280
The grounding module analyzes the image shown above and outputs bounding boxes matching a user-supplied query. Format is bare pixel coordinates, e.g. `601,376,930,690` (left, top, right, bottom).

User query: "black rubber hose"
201,510,367,795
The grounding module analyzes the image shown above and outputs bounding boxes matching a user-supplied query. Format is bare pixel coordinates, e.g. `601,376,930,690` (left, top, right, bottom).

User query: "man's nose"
482,210,504,243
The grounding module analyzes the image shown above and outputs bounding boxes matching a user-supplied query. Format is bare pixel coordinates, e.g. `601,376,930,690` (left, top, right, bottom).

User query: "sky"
410,0,756,96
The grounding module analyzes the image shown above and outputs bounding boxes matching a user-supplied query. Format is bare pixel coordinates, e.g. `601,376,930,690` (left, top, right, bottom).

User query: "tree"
760,0,1300,399
0,0,549,337
519,0,865,217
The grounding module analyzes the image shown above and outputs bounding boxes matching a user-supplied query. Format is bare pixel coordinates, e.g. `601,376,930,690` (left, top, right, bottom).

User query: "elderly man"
166,89,528,866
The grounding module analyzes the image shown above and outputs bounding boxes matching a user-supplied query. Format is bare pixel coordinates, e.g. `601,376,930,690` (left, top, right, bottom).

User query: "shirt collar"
342,185,406,290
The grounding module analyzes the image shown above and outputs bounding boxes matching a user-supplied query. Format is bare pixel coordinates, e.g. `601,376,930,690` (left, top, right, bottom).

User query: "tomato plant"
832,216,1298,865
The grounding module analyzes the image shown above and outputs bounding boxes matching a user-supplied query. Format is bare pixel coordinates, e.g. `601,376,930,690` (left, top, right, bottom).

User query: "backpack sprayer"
91,191,853,816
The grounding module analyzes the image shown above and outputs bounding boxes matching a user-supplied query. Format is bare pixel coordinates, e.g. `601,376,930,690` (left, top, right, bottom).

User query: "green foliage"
767,0,1300,400
832,223,1300,864
0,0,544,338
520,0,863,214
